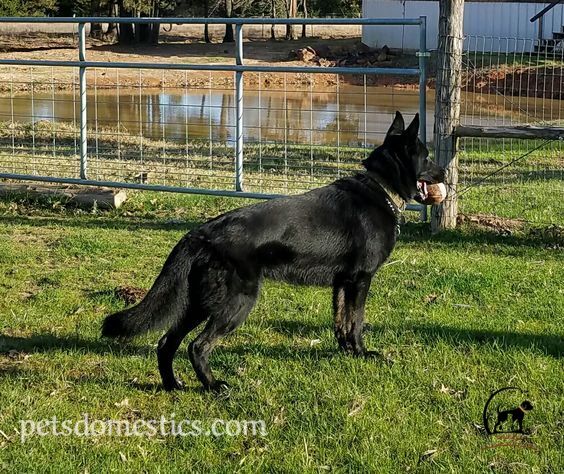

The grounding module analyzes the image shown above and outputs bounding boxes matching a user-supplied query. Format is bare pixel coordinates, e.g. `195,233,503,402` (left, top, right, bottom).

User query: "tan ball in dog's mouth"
419,182,447,205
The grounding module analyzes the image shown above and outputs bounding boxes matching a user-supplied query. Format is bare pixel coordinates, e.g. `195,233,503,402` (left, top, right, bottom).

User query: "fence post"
418,15,429,222
78,22,88,180
235,23,244,192
431,0,465,232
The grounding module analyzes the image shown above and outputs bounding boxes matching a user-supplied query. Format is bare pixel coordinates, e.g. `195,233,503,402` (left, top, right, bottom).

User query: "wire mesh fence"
0,66,423,195
0,17,428,205
458,35,564,226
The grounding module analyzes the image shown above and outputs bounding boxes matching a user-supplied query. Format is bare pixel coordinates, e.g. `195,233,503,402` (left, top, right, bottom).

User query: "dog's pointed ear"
387,111,405,136
405,113,420,140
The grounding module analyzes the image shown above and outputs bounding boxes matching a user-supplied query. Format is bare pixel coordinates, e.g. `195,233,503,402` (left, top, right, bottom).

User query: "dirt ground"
1,29,561,99
0,30,419,92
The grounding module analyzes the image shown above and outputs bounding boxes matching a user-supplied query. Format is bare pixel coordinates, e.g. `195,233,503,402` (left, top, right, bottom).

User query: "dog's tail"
102,236,195,339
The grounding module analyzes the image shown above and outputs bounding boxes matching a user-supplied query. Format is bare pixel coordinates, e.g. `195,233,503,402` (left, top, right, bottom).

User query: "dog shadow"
0,325,560,392
1,320,561,363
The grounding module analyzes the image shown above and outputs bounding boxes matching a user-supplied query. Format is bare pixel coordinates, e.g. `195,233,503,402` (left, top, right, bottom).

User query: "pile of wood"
291,43,392,68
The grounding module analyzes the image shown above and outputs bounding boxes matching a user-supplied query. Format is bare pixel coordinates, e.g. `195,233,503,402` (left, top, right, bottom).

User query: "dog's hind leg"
157,313,206,391
188,279,259,392
333,272,371,356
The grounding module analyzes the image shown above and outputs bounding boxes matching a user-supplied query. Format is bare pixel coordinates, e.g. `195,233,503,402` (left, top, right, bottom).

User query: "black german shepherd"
102,112,445,392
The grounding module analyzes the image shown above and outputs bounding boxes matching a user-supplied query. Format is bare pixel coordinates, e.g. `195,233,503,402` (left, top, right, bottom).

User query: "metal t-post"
235,23,244,192
78,22,87,180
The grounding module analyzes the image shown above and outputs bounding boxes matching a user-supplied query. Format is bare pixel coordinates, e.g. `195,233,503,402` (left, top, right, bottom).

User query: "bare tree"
223,0,234,43
110,0,172,45
271,0,276,40
204,0,211,43
285,0,298,40
117,0,135,44
104,0,118,39
301,0,308,38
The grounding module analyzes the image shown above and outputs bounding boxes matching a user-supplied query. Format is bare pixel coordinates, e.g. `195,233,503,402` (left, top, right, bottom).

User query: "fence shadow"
264,319,563,358
0,319,559,391
0,214,201,232
1,318,561,364
399,222,563,250
1,211,560,249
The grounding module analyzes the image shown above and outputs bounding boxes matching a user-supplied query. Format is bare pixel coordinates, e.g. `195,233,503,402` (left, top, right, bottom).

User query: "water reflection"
0,86,423,147
1,85,561,147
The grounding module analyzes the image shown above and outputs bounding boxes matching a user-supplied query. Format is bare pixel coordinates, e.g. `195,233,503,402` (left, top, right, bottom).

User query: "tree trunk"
150,23,160,45
117,0,159,45
136,23,149,43
285,0,298,40
90,23,103,38
148,2,160,45
104,0,117,39
301,0,308,38
204,0,211,43
105,23,117,38
431,0,465,232
89,0,102,38
133,22,160,44
117,0,135,44
271,0,276,40
223,0,234,43
119,24,135,44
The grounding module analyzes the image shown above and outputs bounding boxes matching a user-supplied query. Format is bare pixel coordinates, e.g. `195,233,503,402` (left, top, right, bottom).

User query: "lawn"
0,191,562,472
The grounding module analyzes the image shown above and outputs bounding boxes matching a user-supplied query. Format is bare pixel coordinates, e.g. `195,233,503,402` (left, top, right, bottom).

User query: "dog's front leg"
333,273,371,356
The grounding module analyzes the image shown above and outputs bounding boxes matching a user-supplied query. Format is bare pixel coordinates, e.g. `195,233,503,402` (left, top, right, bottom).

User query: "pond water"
1,84,560,147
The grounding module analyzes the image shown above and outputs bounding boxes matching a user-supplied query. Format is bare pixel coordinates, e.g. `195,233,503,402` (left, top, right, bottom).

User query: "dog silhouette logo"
483,386,533,435
481,386,538,451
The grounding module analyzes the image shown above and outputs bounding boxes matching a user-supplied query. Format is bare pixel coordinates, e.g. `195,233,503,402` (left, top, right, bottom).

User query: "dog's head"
362,111,445,202
520,400,533,412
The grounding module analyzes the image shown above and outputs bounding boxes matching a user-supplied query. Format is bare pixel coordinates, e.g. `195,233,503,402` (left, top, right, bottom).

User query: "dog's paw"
206,380,230,393
163,378,185,391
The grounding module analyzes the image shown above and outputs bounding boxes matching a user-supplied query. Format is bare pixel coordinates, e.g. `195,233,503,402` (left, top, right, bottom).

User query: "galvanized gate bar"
0,172,424,212
0,17,423,25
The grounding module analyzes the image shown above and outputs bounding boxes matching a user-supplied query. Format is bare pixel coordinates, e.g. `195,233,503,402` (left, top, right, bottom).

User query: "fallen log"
0,183,127,209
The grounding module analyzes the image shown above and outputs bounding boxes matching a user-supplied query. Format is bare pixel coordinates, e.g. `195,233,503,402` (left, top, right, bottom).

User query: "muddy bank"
462,66,564,100
1,33,561,100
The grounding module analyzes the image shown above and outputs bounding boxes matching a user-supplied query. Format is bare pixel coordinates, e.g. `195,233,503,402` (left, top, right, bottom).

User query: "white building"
362,0,564,51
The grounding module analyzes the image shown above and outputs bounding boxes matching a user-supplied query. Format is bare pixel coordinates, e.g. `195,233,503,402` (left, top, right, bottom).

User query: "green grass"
0,192,562,473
